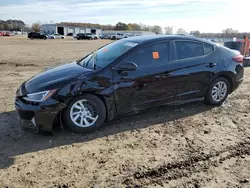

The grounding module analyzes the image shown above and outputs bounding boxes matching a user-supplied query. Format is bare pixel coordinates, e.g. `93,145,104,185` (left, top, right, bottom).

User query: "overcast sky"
0,0,249,33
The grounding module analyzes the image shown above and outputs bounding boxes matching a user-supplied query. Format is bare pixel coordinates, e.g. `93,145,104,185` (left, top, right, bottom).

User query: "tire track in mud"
123,142,250,187
0,61,38,67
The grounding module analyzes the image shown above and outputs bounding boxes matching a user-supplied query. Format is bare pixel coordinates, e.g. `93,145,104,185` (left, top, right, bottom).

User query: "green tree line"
0,19,26,31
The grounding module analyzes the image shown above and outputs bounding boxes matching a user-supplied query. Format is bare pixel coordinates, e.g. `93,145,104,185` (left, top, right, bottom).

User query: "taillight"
232,55,243,63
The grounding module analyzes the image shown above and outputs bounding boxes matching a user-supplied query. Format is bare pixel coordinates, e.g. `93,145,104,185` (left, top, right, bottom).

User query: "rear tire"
63,94,106,133
205,77,230,106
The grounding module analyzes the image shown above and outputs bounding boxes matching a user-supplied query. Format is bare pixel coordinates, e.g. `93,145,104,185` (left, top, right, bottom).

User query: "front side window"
175,41,204,60
124,42,170,67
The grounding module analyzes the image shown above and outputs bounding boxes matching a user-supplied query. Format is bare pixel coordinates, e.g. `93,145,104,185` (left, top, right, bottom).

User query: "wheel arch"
62,91,115,123
210,73,234,93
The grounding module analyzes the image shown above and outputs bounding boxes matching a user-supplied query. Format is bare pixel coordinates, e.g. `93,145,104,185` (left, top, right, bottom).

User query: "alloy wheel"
70,99,98,128
212,81,228,102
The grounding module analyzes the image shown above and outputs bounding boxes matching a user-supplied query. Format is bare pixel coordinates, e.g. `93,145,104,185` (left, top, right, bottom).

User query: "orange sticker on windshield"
152,52,159,59
103,48,108,52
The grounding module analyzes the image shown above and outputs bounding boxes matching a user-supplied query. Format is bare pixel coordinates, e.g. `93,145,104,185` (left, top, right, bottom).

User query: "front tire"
205,77,230,106
63,94,106,133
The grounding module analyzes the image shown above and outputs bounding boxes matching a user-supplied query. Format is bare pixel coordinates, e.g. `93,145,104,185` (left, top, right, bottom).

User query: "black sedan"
15,35,244,134
28,32,47,40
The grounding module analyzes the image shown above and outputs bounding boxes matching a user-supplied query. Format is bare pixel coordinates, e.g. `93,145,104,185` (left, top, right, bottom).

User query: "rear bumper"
231,64,244,93
15,98,66,133
232,79,243,92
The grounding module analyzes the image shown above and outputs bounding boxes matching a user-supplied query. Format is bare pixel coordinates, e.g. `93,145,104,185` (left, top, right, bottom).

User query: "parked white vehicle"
110,33,129,40
85,33,98,40
48,33,65,39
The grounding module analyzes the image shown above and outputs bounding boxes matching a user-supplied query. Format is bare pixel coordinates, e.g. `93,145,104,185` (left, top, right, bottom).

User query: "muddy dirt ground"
0,36,250,188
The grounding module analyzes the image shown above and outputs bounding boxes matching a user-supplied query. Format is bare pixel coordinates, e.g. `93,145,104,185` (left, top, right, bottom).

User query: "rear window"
175,41,204,60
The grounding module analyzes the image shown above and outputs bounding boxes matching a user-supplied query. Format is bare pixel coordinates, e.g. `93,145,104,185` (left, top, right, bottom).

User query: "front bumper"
15,97,66,133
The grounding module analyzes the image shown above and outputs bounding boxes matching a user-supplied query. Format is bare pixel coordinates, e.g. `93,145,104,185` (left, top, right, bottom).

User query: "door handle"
161,73,171,78
206,62,216,68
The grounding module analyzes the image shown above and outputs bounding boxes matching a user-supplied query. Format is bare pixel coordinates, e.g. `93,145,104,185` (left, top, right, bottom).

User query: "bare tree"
138,24,150,31
128,23,141,31
222,28,238,34
177,28,187,35
190,30,200,37
164,26,173,35
31,23,41,32
150,25,163,34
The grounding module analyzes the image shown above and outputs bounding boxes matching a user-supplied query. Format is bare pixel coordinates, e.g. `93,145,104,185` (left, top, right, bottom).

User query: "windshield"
78,40,138,69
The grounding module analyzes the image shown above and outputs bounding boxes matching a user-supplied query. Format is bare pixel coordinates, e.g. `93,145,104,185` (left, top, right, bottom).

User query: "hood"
25,62,93,93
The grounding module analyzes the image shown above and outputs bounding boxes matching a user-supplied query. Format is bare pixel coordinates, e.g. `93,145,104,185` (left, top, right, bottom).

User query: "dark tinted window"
224,41,242,51
204,43,214,55
29,32,36,36
175,41,204,60
124,42,170,67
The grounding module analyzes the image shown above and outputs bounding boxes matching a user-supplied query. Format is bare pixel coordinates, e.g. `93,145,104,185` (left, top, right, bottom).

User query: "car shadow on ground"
0,101,213,169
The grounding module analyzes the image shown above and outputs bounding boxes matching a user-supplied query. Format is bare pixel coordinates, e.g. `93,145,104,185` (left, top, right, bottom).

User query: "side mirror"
113,61,137,71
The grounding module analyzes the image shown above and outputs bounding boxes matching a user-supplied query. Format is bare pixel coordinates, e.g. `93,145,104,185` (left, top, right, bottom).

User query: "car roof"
124,35,215,45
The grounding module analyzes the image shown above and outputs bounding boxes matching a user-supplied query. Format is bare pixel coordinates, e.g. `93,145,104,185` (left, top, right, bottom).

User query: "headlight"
23,89,57,102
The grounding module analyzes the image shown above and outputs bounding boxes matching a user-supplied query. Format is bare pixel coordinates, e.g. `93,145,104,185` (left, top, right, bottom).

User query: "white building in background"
40,24,102,36
102,30,155,37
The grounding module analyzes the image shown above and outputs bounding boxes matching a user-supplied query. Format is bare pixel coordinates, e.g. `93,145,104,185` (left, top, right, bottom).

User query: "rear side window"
124,42,170,67
175,41,204,60
204,43,214,55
